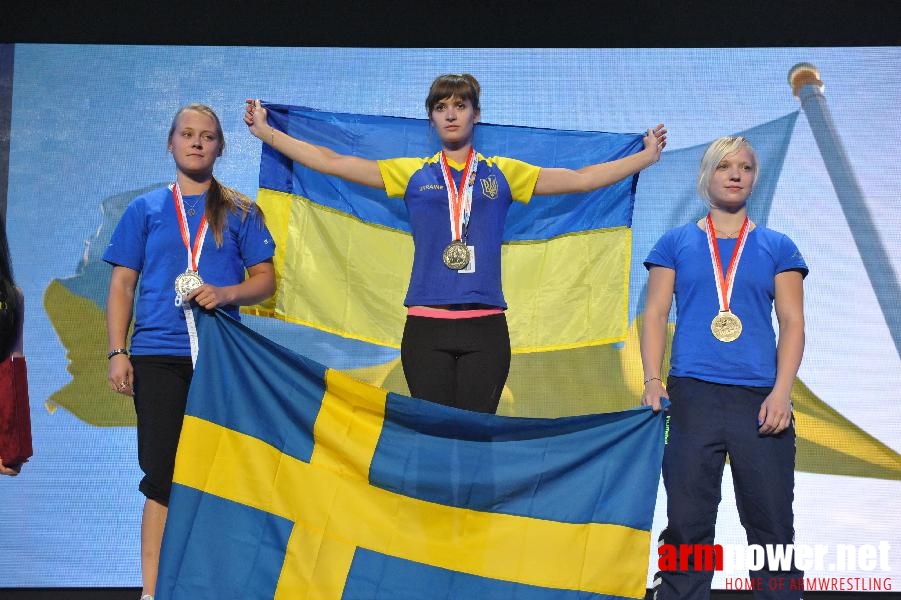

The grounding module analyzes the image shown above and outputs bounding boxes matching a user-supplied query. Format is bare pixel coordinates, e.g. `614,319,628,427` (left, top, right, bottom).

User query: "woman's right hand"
641,378,668,413
108,354,134,396
244,99,269,140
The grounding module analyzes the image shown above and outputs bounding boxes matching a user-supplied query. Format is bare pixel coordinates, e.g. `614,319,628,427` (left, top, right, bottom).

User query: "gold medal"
443,240,471,270
711,310,742,342
705,214,750,343
174,269,204,298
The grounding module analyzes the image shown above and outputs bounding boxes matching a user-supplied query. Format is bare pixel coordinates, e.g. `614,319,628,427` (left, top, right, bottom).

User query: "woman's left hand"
757,391,793,435
643,124,667,163
244,99,269,141
185,284,231,310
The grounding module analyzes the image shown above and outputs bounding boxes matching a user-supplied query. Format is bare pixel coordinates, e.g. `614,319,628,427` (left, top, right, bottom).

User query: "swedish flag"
156,309,665,599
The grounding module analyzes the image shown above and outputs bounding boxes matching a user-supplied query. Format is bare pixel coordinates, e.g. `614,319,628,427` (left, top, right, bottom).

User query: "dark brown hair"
0,222,21,359
168,104,265,246
425,74,481,116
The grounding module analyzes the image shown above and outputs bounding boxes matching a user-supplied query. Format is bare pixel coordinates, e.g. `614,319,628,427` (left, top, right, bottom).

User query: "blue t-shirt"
103,186,275,356
644,222,808,387
378,152,540,308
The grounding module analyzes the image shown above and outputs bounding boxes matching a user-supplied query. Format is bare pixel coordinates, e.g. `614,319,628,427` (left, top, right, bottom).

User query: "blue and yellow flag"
245,104,645,352
38,109,901,480
155,308,666,599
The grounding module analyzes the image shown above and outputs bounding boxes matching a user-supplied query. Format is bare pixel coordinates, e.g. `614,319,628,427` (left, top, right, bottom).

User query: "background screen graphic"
1,45,899,588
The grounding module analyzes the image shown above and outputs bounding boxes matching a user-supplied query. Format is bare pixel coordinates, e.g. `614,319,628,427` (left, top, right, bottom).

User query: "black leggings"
400,313,511,414
131,355,193,505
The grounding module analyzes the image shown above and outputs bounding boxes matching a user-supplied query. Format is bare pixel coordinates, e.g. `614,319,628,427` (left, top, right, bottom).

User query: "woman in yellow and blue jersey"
245,74,666,413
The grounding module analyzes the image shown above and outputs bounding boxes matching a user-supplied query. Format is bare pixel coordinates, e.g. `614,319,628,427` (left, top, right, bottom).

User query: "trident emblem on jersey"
480,174,499,200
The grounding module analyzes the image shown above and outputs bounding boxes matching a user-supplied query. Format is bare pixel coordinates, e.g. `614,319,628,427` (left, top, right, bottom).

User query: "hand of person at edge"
643,124,667,164
243,99,269,140
757,391,793,435
641,379,668,413
0,457,25,476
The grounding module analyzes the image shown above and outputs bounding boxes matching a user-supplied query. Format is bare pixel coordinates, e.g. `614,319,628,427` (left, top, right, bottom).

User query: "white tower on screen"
789,62,901,359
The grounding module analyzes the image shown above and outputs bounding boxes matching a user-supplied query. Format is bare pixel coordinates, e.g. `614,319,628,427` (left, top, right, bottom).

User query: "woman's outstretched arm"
244,100,385,189
534,124,667,196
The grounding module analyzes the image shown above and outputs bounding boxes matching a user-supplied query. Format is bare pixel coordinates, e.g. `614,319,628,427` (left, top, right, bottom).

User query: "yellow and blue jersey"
378,152,540,308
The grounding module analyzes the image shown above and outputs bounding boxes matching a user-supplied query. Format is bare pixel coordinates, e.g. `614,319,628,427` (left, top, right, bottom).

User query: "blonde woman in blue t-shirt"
246,74,665,413
105,104,276,600
641,136,807,599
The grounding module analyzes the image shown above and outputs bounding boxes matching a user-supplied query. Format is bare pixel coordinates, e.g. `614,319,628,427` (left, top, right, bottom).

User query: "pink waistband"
407,306,505,319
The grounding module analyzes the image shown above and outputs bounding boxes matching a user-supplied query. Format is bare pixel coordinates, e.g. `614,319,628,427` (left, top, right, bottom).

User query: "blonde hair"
697,136,759,206
168,103,264,246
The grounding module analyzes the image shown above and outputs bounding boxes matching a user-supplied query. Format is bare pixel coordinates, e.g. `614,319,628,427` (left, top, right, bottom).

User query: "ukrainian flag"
244,104,644,352
155,308,666,599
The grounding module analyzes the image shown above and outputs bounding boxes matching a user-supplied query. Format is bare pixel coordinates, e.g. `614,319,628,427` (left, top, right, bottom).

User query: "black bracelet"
643,377,662,385
107,348,129,360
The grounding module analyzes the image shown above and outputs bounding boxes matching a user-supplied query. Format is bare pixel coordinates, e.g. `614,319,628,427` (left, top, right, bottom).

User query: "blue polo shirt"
103,186,275,356
378,152,540,308
644,223,808,387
